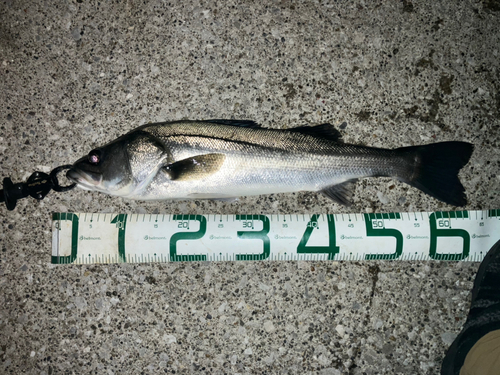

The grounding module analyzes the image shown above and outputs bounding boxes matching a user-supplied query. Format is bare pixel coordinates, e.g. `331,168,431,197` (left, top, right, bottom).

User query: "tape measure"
51,209,500,264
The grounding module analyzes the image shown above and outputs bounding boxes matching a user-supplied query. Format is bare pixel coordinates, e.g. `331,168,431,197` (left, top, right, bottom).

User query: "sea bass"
67,120,473,206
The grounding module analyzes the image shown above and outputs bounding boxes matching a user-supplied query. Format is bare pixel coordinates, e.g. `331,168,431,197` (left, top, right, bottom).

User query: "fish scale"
66,120,473,206
132,123,404,199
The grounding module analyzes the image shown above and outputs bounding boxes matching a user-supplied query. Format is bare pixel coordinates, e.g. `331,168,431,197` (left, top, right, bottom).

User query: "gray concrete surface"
1,0,500,374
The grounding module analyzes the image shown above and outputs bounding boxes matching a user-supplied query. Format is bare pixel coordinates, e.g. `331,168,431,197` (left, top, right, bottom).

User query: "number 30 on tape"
51,210,500,264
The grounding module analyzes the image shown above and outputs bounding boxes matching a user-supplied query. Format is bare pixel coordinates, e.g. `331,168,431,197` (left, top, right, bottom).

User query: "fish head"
67,131,167,197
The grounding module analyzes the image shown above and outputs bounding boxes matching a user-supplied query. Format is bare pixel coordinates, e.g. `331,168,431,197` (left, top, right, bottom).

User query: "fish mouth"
66,168,102,190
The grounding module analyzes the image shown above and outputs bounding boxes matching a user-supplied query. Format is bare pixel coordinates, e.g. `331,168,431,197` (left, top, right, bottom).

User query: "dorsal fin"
202,119,262,128
201,120,342,141
288,123,342,142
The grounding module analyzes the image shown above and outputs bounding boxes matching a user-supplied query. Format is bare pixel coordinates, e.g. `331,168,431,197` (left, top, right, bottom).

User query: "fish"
66,120,473,206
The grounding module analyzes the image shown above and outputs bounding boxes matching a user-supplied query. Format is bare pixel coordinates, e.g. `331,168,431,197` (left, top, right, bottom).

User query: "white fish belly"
130,151,367,200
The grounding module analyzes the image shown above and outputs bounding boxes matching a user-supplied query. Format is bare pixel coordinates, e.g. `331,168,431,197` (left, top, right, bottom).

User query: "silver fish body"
67,120,473,206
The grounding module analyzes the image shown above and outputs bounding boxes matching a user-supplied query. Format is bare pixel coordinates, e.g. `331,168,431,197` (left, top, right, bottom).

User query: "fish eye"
88,149,102,165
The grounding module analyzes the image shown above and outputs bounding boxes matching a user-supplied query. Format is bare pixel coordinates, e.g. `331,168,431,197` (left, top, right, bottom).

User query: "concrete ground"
1,0,500,374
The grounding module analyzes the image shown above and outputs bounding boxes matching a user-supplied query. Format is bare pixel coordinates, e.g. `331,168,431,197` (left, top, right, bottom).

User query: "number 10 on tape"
51,210,500,264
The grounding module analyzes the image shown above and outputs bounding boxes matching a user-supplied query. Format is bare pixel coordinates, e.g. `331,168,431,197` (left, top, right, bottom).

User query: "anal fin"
321,179,357,205
187,193,239,202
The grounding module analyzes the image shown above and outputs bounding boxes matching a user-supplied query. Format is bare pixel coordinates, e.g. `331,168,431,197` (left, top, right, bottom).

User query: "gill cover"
125,131,168,193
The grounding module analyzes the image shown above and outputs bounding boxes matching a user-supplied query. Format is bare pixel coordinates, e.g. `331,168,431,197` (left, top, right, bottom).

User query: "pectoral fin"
163,153,226,181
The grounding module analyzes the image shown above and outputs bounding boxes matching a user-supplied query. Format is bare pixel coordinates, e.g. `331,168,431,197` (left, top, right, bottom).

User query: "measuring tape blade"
51,210,500,264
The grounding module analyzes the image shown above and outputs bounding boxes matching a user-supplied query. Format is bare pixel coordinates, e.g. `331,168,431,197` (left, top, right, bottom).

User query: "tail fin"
397,141,473,206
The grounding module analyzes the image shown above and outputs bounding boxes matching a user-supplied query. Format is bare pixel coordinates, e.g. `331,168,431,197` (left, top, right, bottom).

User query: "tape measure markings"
51,210,500,264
